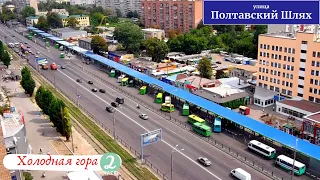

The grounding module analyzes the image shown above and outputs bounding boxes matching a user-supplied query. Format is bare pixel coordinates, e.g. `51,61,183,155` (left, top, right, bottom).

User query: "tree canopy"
20,67,35,96
198,57,212,79
114,22,144,54
46,12,63,29
0,4,16,22
2,51,10,67
35,16,49,32
91,35,108,55
66,17,80,28
20,6,36,19
145,38,169,63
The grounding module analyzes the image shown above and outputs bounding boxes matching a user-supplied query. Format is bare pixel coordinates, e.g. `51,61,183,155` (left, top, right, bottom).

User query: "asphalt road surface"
0,25,295,180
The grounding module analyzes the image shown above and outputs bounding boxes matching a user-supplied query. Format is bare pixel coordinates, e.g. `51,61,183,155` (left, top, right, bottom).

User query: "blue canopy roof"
27,27,38,30
34,30,44,33
39,32,53,37
47,36,63,41
56,41,75,47
70,46,88,53
83,51,320,161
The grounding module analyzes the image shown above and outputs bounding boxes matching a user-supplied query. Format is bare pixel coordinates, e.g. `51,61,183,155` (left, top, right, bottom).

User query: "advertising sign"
141,129,162,147
36,58,48,65
203,1,319,25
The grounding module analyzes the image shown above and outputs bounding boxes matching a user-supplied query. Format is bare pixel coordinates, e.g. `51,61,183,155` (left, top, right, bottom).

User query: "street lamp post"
171,144,184,180
291,139,298,180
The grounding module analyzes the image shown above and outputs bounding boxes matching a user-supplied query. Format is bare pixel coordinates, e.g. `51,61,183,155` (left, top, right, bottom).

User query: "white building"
52,9,69,16
70,0,95,6
267,24,319,34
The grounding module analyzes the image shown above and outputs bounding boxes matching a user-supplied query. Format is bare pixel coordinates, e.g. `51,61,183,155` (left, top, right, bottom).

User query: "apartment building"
12,0,38,14
257,31,320,103
70,0,95,6
96,0,140,16
140,0,202,33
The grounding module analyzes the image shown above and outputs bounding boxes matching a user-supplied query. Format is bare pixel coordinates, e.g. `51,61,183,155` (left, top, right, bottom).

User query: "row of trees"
35,86,72,141
0,41,11,67
20,67,36,96
35,12,80,31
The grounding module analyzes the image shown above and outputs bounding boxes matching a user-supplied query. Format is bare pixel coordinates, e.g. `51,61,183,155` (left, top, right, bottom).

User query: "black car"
99,89,106,93
116,97,124,104
27,46,30,48
92,88,98,92
88,80,93,84
76,79,82,83
61,66,66,69
106,106,114,113
24,42,27,44
111,102,119,107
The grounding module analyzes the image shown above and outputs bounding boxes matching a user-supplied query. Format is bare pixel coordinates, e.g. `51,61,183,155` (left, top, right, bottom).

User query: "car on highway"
88,80,93,84
99,89,106,93
24,42,27,44
111,102,119,108
35,55,39,58
106,106,114,113
61,66,66,69
139,113,148,120
27,46,30,48
197,157,211,166
76,79,82,83
91,88,98,92
50,63,57,70
116,97,124,104
231,168,251,180
41,64,49,70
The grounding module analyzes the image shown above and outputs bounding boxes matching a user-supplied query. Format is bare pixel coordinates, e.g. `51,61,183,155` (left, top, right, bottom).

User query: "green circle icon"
100,153,122,172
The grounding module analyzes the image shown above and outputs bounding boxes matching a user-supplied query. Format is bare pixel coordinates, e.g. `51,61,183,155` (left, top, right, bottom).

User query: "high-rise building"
12,0,38,13
95,0,140,17
70,0,95,6
257,29,320,103
140,0,202,33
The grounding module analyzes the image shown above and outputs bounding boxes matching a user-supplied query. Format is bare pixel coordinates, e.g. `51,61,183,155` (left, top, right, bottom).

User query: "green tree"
20,6,36,19
48,98,65,132
167,35,184,52
62,107,72,141
20,67,35,96
0,4,16,22
183,34,208,55
2,51,10,67
198,57,212,79
0,41,4,61
40,89,54,114
35,16,49,32
24,78,35,96
23,172,33,180
66,17,79,28
46,12,63,29
114,22,144,54
216,70,229,79
145,38,169,63
35,86,45,109
208,36,224,49
197,19,204,29
91,35,108,55
90,12,105,27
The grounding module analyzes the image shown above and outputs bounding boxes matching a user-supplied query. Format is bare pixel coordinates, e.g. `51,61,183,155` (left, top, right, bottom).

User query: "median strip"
28,65,159,180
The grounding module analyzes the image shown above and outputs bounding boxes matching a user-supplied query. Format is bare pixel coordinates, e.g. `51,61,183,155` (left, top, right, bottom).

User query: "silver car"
139,113,148,120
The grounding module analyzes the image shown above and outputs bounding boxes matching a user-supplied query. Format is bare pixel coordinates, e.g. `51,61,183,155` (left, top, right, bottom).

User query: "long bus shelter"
26,27,320,167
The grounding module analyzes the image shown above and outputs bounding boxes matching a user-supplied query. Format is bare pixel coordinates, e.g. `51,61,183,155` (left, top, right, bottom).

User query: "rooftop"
26,16,39,20
79,38,92,43
217,77,252,89
176,76,216,89
142,28,164,32
69,14,89,18
52,27,86,33
254,86,279,98
233,64,257,73
1,112,24,138
279,99,320,113
67,171,102,180
304,111,320,123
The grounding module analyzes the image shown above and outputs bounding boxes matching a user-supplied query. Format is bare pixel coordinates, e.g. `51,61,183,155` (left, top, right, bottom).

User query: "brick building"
140,0,202,33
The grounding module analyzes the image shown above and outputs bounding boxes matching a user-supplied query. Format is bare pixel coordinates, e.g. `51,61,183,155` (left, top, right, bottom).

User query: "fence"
28,65,170,180
69,62,320,180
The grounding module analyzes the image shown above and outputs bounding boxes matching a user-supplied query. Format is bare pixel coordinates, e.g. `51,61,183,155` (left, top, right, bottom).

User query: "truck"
50,63,57,70
41,64,49,70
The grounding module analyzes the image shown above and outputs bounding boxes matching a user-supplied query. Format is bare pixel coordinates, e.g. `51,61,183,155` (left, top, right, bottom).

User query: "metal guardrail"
70,62,320,180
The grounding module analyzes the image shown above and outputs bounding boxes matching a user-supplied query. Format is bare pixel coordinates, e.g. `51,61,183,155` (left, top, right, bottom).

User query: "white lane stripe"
57,69,222,180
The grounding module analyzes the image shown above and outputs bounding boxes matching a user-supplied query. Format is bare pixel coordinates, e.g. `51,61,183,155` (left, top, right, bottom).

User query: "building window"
300,58,306,62
291,57,295,62
284,56,287,61
301,50,307,53
267,45,270,50
299,67,305,71
298,85,304,88
282,89,287,94
299,76,304,80
275,87,280,92
318,53,320,58
302,41,308,44
312,61,315,66
270,86,274,90
310,79,314,84
309,96,315,102
309,88,313,93
284,47,287,52
287,90,292,96
313,51,317,57
279,47,282,52
292,48,295,54
298,93,303,97
272,46,274,50
279,55,282,60
311,70,315,75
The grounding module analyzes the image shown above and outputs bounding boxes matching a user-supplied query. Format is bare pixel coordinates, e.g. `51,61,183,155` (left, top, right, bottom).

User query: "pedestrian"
273,107,275,111
262,108,265,113
40,149,42,153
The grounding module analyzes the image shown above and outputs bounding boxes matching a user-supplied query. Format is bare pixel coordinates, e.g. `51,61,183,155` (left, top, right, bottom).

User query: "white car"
139,113,148,120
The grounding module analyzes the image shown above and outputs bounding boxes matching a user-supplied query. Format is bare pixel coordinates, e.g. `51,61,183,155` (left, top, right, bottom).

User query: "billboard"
203,1,319,25
141,129,162,147
36,58,48,65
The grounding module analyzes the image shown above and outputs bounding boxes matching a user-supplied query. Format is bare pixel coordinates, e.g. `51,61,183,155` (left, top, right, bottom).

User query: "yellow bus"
160,103,174,112
156,93,163,103
188,114,205,125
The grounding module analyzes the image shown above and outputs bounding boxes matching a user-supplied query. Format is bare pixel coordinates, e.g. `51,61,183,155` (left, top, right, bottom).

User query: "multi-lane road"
0,24,304,180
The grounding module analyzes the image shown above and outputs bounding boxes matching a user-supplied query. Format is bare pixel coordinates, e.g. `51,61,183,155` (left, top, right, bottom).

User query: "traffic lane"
62,66,262,180
58,67,220,180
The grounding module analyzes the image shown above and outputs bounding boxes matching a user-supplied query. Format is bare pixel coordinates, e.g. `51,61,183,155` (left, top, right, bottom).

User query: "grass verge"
29,67,158,180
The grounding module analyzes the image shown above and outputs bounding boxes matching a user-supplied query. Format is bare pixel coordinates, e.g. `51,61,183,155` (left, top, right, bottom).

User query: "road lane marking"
57,69,222,180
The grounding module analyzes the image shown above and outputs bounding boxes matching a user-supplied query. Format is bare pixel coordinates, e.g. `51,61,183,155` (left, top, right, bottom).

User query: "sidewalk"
6,80,67,180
